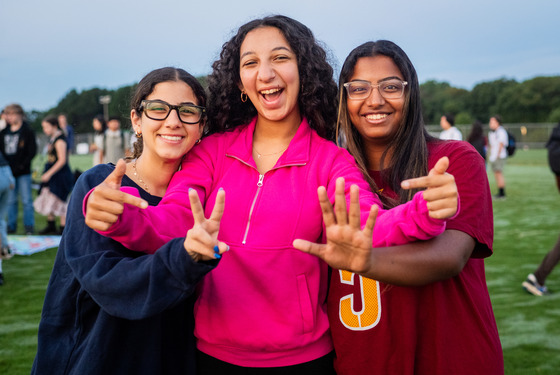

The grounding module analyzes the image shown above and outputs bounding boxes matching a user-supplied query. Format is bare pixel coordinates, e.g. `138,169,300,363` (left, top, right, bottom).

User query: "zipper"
242,174,264,244
226,153,306,245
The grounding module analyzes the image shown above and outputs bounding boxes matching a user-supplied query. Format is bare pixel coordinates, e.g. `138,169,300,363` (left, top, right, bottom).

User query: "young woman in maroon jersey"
296,40,504,375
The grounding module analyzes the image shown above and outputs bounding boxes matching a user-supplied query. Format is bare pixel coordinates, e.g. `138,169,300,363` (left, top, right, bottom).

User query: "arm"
294,157,459,275
41,139,67,182
66,166,218,319
360,230,473,285
87,141,216,252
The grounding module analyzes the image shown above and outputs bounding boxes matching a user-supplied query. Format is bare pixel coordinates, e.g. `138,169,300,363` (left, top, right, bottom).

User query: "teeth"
260,88,281,95
365,114,388,120
160,135,182,141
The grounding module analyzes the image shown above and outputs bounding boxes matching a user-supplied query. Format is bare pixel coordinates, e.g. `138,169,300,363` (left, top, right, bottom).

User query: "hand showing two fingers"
293,177,378,274
85,159,148,232
401,156,458,219
184,188,228,262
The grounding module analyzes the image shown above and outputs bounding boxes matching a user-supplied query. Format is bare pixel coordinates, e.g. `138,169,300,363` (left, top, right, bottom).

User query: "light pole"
99,95,111,121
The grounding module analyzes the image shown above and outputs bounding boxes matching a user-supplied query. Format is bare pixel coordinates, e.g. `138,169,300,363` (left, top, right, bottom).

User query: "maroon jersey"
328,140,504,375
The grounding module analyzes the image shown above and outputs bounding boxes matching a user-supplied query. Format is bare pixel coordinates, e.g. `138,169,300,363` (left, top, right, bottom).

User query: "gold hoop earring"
240,91,248,103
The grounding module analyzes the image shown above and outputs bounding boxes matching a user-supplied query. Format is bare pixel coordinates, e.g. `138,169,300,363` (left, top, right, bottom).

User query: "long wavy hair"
337,40,435,207
128,67,207,159
206,15,338,140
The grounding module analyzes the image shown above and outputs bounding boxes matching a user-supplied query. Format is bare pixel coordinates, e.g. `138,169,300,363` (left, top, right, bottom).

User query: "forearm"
360,230,474,286
44,160,66,179
371,191,448,246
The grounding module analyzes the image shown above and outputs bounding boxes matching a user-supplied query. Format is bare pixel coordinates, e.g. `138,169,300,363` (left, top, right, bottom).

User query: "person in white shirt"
439,113,462,141
488,115,508,199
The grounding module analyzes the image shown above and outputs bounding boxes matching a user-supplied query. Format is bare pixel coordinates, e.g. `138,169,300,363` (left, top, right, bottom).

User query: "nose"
257,61,275,82
364,85,385,106
165,108,182,127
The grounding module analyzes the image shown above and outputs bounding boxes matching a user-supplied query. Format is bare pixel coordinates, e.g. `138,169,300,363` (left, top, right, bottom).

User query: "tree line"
26,75,560,134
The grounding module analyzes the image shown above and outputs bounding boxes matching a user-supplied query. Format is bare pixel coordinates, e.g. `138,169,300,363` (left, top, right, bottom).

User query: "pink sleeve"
371,191,458,247
329,148,455,248
90,137,217,253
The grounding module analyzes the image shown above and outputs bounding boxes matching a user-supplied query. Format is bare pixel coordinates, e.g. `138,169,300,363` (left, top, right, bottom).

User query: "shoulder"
75,164,115,190
428,140,486,181
429,140,478,161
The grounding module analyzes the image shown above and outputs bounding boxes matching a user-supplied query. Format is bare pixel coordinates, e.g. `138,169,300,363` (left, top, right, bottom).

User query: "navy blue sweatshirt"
31,164,218,375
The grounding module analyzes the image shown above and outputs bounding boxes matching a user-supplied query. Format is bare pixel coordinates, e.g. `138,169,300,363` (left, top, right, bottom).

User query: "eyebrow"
349,76,403,83
240,46,293,60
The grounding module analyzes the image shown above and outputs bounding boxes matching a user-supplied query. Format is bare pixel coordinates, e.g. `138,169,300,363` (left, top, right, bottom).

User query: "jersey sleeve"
430,141,493,257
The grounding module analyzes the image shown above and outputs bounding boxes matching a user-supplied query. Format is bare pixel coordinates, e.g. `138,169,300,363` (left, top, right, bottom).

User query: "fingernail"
226,245,230,252
213,245,219,254
189,188,193,192
219,187,224,191
214,253,221,259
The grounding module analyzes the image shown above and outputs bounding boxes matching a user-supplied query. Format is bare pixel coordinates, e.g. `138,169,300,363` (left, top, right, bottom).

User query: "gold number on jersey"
338,270,381,330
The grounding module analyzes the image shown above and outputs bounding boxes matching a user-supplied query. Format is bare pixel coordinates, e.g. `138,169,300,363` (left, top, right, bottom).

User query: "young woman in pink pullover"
85,16,458,374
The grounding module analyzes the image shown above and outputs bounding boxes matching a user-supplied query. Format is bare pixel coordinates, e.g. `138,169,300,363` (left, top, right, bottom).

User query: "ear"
130,109,142,134
237,81,245,93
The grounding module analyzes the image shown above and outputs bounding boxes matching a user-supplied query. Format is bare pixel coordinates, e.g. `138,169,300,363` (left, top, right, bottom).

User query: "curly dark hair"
128,67,207,159
337,40,435,207
206,15,338,141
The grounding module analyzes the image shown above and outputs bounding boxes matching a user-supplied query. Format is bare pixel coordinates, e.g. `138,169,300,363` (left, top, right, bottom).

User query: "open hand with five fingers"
293,177,378,274
293,156,458,274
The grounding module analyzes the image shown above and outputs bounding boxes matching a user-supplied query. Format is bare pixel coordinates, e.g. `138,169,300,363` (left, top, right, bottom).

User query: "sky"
1,0,559,112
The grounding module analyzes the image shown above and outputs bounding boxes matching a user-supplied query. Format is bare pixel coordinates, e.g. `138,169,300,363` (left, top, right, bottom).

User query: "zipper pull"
257,174,264,187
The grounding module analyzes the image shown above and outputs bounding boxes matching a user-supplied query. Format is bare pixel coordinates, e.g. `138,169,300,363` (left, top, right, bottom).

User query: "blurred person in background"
0,109,7,131
0,103,37,235
522,121,560,296
0,148,16,285
58,113,75,154
488,115,508,199
467,120,487,161
103,116,130,164
34,115,74,235
439,113,462,140
90,114,107,165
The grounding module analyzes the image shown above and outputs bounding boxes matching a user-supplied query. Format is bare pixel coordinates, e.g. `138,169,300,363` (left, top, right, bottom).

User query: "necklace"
132,160,150,193
253,145,288,159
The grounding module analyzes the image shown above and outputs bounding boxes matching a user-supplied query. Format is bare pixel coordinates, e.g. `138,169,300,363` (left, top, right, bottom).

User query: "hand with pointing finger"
184,188,229,262
293,177,378,274
85,159,148,232
401,156,458,219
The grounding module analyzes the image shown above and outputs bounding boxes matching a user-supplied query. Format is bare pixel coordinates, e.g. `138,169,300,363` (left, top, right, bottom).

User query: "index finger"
189,188,205,224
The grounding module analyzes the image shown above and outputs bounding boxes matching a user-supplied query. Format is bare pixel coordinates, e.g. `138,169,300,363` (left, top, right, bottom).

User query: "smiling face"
346,55,405,148
131,80,202,163
238,26,301,127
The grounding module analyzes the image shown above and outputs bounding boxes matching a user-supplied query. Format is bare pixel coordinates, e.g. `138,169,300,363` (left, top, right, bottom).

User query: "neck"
130,154,182,197
10,122,23,131
362,141,392,171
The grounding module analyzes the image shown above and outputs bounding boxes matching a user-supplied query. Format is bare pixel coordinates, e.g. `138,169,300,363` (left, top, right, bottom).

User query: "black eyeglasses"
140,100,205,124
343,79,408,100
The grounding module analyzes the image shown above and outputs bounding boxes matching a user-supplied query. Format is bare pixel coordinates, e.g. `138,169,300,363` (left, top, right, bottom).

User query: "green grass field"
1,151,559,374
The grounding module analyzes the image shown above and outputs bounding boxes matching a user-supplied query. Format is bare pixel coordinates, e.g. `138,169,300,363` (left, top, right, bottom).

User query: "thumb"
429,156,449,176
105,159,127,189
293,239,326,259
